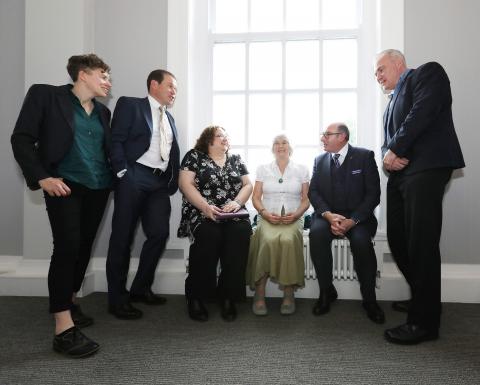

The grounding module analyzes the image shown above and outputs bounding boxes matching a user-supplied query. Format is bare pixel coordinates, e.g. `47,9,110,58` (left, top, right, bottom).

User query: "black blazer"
109,96,180,195
308,145,380,224
382,62,465,175
11,84,111,190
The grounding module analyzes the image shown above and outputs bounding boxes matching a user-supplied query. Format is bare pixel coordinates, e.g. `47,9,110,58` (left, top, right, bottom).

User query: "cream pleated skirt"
246,217,305,289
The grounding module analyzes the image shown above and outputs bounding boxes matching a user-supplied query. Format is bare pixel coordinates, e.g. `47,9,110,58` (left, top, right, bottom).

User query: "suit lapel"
141,97,153,133
386,69,413,142
344,145,354,197
57,86,74,133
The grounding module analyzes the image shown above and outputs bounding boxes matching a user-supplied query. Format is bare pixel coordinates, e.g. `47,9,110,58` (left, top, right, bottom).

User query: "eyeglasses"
321,132,341,138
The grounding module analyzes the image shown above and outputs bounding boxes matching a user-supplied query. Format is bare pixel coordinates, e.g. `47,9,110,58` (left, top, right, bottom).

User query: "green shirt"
57,92,112,190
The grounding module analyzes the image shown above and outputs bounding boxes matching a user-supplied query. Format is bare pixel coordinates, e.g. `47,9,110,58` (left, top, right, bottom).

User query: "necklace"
278,178,283,184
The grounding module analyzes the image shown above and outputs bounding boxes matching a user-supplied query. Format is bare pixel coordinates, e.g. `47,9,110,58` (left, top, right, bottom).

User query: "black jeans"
44,180,110,313
186,219,251,302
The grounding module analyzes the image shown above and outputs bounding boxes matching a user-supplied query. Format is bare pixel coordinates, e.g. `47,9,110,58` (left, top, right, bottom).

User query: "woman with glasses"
246,134,310,315
178,125,253,322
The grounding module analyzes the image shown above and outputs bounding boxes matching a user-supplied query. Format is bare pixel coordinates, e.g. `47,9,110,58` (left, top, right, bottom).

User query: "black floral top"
177,149,250,239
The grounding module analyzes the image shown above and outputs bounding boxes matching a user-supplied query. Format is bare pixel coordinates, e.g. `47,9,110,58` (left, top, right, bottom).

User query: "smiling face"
272,136,291,160
80,68,112,98
374,53,406,93
150,74,177,107
209,127,230,154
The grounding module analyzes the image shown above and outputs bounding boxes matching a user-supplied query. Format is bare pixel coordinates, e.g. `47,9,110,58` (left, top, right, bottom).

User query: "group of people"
10,49,464,359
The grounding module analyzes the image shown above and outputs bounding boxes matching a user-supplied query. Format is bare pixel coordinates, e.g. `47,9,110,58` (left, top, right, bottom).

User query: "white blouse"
256,161,310,216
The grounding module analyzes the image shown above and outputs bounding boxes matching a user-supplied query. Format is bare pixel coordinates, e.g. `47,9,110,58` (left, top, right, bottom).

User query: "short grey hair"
336,123,350,141
377,49,407,66
272,133,293,156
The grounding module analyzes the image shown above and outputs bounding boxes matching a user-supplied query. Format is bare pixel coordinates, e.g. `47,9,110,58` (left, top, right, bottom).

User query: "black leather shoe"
312,285,338,316
71,304,94,328
362,302,386,324
384,323,439,345
53,326,100,358
130,289,167,305
220,299,237,322
108,303,143,320
392,299,411,313
187,299,208,322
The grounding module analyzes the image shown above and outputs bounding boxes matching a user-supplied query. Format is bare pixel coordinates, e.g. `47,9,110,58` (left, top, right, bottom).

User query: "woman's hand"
201,203,223,221
280,212,299,225
261,210,282,225
222,200,241,213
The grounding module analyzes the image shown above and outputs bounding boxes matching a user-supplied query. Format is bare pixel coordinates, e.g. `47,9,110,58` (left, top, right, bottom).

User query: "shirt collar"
147,94,165,111
332,143,349,160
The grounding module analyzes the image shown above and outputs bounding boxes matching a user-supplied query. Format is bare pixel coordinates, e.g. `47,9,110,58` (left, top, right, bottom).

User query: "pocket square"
351,169,362,174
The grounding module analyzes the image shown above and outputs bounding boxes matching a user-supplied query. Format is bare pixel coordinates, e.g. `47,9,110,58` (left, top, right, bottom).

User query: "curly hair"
66,53,110,82
194,125,228,154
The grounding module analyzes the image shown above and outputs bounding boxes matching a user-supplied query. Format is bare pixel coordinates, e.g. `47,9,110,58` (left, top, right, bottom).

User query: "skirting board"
1,255,479,303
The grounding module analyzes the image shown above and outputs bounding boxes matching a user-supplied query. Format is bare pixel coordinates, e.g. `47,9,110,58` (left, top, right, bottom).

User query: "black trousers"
185,219,251,302
107,163,171,306
44,180,110,313
387,168,452,331
309,214,378,302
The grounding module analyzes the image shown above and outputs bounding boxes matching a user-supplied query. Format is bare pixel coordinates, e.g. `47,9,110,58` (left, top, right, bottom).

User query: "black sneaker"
71,304,94,328
53,326,100,358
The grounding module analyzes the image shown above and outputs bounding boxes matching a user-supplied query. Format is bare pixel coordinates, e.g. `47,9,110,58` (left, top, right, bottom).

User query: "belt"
136,163,164,175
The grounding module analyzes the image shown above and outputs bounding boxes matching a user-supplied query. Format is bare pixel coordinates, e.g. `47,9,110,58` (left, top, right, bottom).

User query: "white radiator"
303,232,357,281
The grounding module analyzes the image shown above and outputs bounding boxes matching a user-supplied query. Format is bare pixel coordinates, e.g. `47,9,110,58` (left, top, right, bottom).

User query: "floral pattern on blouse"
177,149,250,239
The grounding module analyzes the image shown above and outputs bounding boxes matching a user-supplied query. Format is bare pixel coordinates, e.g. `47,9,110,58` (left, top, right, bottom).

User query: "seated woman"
246,134,310,315
178,125,253,322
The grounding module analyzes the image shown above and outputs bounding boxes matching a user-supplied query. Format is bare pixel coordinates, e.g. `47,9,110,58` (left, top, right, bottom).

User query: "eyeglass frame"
321,131,342,138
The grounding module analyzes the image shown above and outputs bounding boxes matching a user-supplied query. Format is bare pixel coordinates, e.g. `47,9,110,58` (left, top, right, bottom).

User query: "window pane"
249,42,282,90
213,94,245,145
285,93,319,145
286,40,319,89
323,39,357,88
290,147,319,173
323,91,357,143
322,0,358,29
248,93,282,145
247,148,273,181
250,0,283,32
213,43,245,90
214,0,248,33
286,0,320,31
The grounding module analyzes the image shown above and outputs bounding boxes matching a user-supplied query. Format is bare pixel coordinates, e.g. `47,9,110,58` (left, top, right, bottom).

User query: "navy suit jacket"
382,62,465,175
308,145,380,224
11,84,111,190
109,96,180,195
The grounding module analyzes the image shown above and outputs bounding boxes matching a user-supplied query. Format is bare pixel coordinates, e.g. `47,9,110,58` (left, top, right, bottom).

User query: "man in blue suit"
375,49,464,344
107,70,180,319
308,123,385,324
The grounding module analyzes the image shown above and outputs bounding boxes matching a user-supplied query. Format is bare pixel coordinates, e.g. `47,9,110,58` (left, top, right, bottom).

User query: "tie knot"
333,153,340,160
332,153,341,168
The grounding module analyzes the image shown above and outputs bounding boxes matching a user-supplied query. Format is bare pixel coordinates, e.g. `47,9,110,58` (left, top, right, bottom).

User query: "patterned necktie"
159,106,169,161
333,153,341,168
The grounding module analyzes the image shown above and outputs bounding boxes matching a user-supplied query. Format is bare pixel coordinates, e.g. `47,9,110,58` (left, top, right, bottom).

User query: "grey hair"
272,133,293,156
336,123,350,141
377,49,407,66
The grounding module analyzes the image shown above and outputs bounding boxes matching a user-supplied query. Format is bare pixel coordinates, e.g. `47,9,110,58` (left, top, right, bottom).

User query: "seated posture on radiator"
308,123,385,324
246,134,310,316
178,126,253,322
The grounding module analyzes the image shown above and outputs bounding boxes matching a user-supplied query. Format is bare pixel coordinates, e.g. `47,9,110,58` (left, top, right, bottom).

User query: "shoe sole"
53,345,100,358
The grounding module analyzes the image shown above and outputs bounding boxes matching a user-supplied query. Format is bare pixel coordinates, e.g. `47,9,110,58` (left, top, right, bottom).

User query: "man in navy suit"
107,70,180,319
11,54,112,357
375,49,464,344
308,123,385,324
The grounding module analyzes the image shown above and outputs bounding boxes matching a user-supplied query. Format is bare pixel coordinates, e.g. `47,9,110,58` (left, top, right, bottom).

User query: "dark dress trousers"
308,145,381,302
382,62,465,331
106,96,180,306
11,84,112,313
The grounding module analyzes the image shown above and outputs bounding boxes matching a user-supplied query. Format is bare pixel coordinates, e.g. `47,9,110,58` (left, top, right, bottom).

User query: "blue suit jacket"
382,62,465,175
109,96,180,195
308,145,380,224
